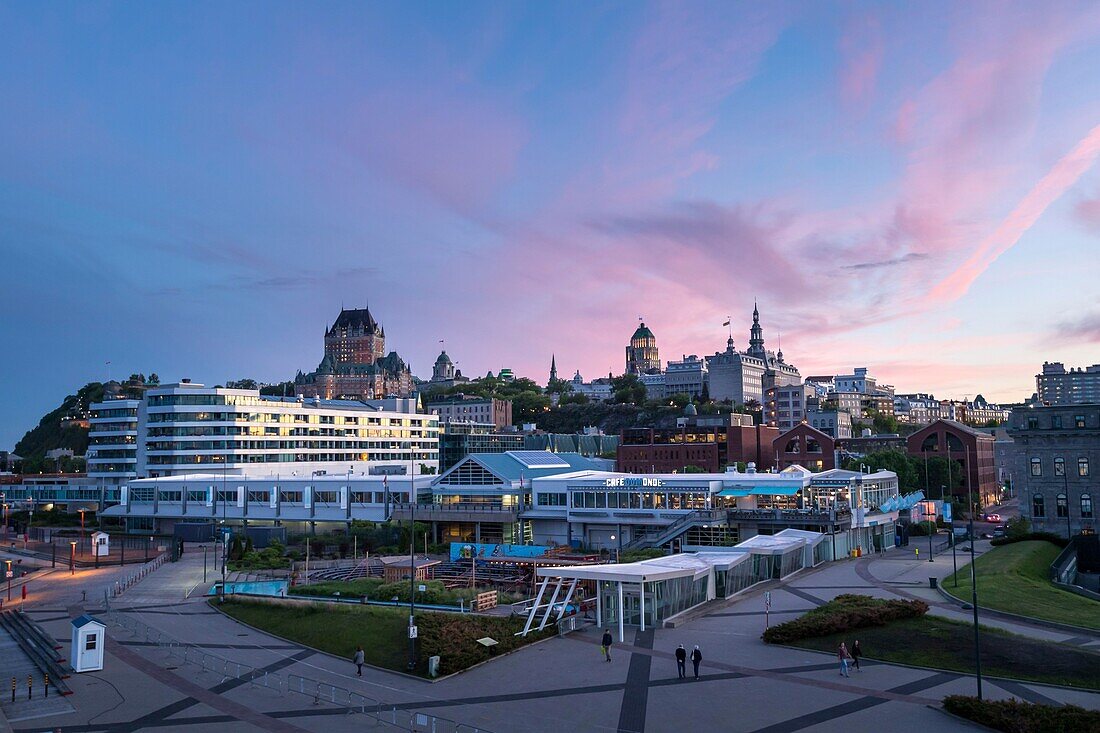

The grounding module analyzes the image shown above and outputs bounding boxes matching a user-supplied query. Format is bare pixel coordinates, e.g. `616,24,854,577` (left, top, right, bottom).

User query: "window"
1032,494,1045,518
1075,414,1086,428
1027,416,1038,430
1055,457,1065,476
85,634,98,651
1082,494,1093,519
1056,494,1068,518
1030,457,1042,477
1052,415,1062,429
1079,458,1090,477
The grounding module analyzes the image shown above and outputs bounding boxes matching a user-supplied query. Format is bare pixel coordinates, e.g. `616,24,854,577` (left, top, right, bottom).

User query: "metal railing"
105,611,495,732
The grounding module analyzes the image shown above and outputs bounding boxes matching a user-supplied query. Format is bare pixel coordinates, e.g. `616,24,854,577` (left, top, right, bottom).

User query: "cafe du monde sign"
603,477,664,488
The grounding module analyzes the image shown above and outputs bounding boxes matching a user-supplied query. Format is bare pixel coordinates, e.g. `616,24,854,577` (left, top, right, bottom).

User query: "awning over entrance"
717,488,751,497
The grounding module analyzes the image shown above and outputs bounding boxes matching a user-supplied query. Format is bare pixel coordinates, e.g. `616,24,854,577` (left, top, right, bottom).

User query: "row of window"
1024,414,1089,430
1032,493,1093,518
570,490,711,510
1029,457,1089,476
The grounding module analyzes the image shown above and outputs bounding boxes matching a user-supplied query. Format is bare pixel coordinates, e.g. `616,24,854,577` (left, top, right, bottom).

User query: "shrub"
417,613,554,675
1005,516,1031,538
762,594,929,644
907,521,938,537
943,695,1100,733
990,532,1068,548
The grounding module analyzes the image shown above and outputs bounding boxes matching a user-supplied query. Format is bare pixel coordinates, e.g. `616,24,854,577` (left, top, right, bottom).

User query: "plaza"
2,533,1097,733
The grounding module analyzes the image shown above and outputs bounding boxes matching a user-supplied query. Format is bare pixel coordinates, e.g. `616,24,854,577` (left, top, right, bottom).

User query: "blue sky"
3,1,1100,449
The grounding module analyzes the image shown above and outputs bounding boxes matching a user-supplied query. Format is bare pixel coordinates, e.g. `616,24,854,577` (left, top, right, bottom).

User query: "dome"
434,350,452,366
684,402,698,416
631,322,656,341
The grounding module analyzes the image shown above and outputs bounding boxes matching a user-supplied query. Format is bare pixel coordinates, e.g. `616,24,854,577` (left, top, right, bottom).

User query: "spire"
748,301,765,358
549,354,558,382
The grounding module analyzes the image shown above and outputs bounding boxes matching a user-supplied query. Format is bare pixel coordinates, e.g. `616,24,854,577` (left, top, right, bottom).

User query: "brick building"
616,421,778,473
772,424,837,472
906,419,998,506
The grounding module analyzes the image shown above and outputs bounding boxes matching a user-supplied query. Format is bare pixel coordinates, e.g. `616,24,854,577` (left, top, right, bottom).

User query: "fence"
101,552,170,605
104,610,495,732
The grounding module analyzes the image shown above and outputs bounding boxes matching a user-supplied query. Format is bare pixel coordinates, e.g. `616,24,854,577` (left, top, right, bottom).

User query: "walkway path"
5,542,1098,733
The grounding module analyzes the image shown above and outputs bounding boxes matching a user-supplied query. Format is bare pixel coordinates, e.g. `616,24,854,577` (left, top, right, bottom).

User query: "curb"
934,584,1100,638
774,644,1100,694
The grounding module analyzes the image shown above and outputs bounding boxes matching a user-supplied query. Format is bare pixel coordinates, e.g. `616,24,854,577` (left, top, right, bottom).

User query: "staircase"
0,611,73,695
621,509,728,552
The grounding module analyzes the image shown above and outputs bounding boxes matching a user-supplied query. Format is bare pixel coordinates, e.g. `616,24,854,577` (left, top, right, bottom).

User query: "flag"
722,320,730,327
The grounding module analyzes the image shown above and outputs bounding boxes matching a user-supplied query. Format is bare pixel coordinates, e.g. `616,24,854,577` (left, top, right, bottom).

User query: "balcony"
727,507,852,525
389,502,519,523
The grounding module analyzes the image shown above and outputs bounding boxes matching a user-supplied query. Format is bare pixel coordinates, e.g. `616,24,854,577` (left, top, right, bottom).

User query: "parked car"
993,526,1006,538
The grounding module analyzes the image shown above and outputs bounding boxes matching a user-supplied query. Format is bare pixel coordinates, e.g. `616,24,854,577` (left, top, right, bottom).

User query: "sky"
3,1,1100,448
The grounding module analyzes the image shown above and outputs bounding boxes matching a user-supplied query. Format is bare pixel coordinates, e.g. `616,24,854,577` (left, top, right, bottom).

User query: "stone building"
295,308,414,399
1005,404,1098,537
625,322,660,375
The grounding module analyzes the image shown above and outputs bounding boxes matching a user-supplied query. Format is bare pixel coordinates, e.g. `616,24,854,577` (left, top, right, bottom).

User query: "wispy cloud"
1060,309,1100,343
842,252,929,271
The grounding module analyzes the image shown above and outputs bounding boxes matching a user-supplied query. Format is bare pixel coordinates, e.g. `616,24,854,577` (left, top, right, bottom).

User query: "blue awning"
717,488,752,497
753,486,801,496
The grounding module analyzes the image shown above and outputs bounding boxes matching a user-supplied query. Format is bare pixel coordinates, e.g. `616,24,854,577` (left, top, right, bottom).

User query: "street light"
406,442,417,672
78,509,86,560
69,541,77,575
965,446,983,700
202,544,208,583
4,559,11,601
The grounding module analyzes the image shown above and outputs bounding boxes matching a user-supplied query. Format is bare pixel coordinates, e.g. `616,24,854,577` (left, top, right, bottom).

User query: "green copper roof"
632,323,655,340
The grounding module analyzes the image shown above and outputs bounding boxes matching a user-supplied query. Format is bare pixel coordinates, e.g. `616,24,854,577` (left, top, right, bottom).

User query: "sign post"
764,590,772,630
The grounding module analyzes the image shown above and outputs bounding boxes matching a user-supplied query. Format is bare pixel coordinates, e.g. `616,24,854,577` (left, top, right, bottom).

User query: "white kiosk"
91,531,110,558
71,615,106,672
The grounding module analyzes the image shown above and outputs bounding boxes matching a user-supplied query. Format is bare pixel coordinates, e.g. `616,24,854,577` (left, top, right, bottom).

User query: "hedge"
943,695,1100,733
762,594,929,644
990,532,1068,548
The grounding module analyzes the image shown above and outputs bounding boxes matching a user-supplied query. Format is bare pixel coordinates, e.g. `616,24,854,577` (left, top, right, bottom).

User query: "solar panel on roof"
505,450,571,468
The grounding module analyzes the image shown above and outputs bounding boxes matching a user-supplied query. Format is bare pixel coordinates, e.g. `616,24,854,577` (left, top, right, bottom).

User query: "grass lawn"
215,598,552,677
942,541,1100,631
792,614,1100,690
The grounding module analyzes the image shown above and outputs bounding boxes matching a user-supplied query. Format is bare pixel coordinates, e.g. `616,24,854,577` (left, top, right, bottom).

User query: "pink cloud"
1076,193,1100,230
929,123,1100,302
342,85,528,217
838,15,883,106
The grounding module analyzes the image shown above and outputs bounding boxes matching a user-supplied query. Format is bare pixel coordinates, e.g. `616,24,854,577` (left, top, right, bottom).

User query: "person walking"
601,629,613,663
837,642,851,678
690,645,702,679
851,640,863,672
353,646,365,677
675,644,687,679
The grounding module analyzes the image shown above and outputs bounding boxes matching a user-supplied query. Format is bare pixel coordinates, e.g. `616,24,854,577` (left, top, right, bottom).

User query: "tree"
668,392,691,409
511,391,550,425
559,392,590,406
226,378,259,390
147,373,160,385
681,465,707,473
843,450,919,491
545,378,572,395
611,374,646,404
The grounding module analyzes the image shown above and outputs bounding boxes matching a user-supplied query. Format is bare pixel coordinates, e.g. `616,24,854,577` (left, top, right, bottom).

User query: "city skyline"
4,2,1100,449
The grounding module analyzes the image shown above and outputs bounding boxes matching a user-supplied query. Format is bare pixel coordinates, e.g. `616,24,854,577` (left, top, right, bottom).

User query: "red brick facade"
772,424,836,471
906,419,997,505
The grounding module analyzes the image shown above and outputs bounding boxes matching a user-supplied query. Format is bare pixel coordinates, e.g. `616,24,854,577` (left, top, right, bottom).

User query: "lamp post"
78,509,86,560
923,449,933,562
202,545,208,583
1062,468,1072,541
610,534,617,563
966,446,983,700
69,541,77,576
5,559,11,601
407,442,417,672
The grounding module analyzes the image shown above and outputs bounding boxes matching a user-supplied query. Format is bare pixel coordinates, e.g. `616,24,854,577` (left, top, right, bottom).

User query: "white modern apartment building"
1037,362,1100,405
87,398,140,485
91,382,439,481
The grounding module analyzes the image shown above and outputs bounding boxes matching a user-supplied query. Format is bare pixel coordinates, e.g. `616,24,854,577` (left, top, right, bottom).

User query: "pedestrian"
601,629,613,663
690,645,702,679
851,640,862,672
353,645,365,677
675,644,687,679
837,642,851,678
